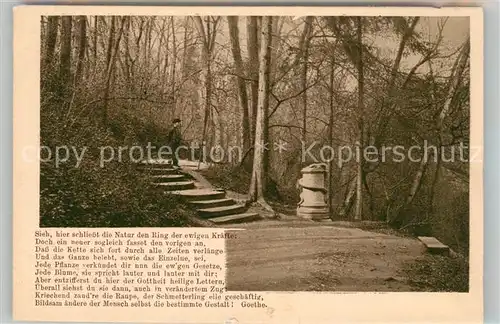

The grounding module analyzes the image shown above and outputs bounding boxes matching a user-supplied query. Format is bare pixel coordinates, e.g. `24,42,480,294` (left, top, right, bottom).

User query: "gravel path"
225,219,424,292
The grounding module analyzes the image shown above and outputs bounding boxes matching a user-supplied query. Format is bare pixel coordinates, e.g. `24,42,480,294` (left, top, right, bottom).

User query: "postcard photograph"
28,6,482,299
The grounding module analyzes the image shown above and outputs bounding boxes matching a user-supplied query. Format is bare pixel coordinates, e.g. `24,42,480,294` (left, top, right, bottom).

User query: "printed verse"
33,230,266,309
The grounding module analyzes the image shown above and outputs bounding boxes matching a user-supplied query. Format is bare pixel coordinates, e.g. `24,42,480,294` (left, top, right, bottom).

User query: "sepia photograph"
38,13,472,293
10,5,485,323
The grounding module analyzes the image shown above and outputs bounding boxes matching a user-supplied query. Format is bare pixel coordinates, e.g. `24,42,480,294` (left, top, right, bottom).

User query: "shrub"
40,160,198,227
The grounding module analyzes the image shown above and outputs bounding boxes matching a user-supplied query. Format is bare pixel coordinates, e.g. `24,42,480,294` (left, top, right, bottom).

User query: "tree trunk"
249,16,272,203
328,58,335,219
162,20,170,97
43,16,59,70
102,16,116,125
124,17,132,93
362,171,375,218
59,16,72,91
180,17,190,81
98,17,107,54
270,16,281,83
102,17,125,125
339,180,356,219
437,37,470,129
41,16,46,45
147,17,154,65
177,17,191,112
353,17,364,221
405,152,431,207
105,17,116,76
144,18,151,76
247,16,260,143
301,17,313,143
74,16,87,86
293,16,314,67
193,16,217,169
93,16,98,68
171,17,178,113
354,160,363,221
157,18,165,78
227,16,251,153
389,18,420,91
262,18,273,194
428,148,442,215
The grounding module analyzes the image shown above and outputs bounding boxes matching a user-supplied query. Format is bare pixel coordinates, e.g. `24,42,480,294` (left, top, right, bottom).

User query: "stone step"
137,162,173,169
210,213,261,225
151,174,186,183
170,189,226,201
190,198,235,209
418,236,450,256
198,204,247,219
141,168,179,175
153,181,196,191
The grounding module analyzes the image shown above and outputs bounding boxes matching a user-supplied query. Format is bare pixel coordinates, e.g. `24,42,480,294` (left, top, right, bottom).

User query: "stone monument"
296,163,329,220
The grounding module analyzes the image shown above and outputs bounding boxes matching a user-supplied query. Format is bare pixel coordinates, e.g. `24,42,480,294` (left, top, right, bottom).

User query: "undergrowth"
402,254,469,292
40,90,199,227
200,164,299,205
200,164,251,195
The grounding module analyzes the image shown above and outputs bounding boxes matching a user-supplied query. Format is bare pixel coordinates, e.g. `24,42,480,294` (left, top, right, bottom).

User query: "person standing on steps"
167,118,182,169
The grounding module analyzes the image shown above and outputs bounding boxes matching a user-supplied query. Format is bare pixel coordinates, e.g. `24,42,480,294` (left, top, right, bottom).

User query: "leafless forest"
40,16,470,255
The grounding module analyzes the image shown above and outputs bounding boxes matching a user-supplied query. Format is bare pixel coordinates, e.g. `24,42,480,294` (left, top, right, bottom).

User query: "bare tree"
328,56,336,218
249,16,273,204
228,16,251,152
353,17,365,221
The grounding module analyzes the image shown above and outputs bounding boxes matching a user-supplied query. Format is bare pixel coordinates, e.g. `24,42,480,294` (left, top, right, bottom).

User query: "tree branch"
269,79,321,118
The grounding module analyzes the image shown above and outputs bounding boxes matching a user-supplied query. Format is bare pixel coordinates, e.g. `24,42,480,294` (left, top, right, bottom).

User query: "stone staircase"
137,161,261,225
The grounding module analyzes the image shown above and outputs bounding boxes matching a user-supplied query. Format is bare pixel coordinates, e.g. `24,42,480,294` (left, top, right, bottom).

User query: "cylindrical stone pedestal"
296,163,329,221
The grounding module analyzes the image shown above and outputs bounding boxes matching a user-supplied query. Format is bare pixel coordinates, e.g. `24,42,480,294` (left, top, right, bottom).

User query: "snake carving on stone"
296,163,328,207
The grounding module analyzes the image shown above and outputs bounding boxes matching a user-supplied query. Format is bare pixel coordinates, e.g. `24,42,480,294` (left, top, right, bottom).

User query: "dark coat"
167,126,182,147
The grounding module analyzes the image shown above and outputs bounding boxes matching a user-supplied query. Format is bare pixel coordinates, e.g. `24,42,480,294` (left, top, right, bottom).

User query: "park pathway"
139,159,432,292
137,159,262,225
